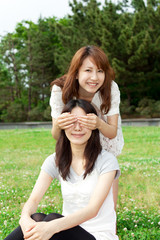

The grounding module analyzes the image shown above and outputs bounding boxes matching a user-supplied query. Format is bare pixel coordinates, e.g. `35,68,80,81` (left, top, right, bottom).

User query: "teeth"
88,83,97,86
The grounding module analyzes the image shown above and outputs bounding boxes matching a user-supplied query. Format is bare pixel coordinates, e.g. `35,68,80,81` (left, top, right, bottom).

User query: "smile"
87,82,98,87
71,134,85,138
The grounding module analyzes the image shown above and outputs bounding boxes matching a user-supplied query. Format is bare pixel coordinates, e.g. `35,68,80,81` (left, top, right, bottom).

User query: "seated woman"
5,99,120,240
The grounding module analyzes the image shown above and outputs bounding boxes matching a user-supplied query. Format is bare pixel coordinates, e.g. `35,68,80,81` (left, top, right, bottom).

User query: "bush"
136,98,160,117
28,106,44,121
0,102,27,122
120,100,136,117
43,106,51,121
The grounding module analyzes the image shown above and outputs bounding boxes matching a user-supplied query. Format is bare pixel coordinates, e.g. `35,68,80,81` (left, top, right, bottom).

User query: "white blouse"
50,81,124,156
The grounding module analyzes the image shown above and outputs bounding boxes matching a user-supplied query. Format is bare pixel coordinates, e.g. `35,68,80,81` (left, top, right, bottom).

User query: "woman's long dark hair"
55,99,102,180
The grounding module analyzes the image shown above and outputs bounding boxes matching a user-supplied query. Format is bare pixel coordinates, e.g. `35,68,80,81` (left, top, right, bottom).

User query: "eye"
98,69,104,73
85,69,91,72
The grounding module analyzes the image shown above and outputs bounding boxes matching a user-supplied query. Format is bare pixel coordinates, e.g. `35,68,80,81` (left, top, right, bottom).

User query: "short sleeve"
96,149,121,179
106,81,120,116
50,85,64,118
41,153,60,180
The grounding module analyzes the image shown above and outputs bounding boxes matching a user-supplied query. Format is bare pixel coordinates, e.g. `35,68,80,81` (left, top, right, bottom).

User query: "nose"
91,71,98,80
74,120,81,131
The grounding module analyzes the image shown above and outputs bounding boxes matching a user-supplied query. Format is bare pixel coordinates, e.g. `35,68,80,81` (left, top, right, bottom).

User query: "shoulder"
111,81,120,94
42,153,56,169
50,84,64,117
51,84,62,93
41,153,59,179
95,149,120,179
97,149,117,164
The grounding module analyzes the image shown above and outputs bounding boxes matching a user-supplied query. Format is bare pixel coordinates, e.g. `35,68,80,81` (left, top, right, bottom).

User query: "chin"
71,139,88,145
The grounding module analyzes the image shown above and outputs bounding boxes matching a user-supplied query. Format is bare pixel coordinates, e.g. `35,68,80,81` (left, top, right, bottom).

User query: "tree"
54,0,103,73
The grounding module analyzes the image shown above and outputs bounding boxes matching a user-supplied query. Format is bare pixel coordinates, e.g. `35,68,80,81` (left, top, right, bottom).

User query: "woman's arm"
98,114,118,138
51,113,77,140
51,118,61,140
36,170,116,236
19,171,53,234
50,85,76,140
78,114,118,139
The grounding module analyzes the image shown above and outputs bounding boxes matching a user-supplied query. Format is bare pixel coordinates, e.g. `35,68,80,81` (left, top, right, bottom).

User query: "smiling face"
64,106,92,147
77,57,105,99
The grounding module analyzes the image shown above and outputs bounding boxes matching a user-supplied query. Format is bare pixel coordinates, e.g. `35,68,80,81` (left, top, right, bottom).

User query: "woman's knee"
44,213,63,222
31,213,47,222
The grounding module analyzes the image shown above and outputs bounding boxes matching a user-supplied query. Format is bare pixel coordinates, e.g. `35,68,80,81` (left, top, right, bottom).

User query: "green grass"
0,127,160,239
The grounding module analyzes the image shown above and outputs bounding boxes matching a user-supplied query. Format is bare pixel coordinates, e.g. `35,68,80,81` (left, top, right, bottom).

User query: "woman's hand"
77,113,102,130
19,217,36,236
23,221,55,240
57,113,77,129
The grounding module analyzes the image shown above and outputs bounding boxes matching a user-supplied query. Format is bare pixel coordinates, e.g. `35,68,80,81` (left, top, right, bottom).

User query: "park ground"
0,127,160,239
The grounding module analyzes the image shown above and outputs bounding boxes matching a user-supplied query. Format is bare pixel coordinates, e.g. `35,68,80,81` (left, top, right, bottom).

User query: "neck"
70,143,86,160
78,88,94,102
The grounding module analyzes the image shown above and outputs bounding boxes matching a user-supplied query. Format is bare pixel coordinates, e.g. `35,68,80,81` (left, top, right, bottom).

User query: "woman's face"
65,107,92,146
77,57,105,98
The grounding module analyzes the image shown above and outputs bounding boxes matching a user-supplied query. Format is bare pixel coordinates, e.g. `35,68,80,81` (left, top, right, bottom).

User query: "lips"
71,134,85,138
87,82,98,87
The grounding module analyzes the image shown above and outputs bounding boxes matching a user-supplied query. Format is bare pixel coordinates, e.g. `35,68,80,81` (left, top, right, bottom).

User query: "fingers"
58,113,77,129
77,114,97,130
24,227,37,240
57,113,99,130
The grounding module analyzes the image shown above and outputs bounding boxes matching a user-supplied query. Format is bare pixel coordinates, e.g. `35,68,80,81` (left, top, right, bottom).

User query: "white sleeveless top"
41,150,120,240
50,81,124,156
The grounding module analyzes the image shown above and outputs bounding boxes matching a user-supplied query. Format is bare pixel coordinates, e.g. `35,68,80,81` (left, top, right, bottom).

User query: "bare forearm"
20,199,38,223
51,126,61,140
51,205,97,234
51,119,61,140
98,118,117,139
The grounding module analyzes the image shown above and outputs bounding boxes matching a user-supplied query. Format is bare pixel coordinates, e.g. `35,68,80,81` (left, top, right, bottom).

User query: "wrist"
55,119,61,131
97,118,103,130
49,220,60,235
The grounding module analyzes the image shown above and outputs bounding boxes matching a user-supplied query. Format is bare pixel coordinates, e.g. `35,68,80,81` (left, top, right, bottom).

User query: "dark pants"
4,212,96,240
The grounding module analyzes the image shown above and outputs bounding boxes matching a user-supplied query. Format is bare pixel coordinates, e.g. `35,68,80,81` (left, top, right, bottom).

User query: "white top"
41,149,120,240
50,81,124,156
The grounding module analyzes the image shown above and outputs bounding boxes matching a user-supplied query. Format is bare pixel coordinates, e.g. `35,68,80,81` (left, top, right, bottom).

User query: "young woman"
5,99,120,240
50,45,124,208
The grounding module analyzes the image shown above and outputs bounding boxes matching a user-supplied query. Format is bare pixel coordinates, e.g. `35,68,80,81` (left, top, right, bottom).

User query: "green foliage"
136,98,160,117
43,106,52,121
120,100,136,117
0,0,160,122
28,106,44,121
1,102,27,122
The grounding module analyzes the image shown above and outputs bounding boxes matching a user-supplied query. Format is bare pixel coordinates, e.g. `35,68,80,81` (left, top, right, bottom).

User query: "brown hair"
55,99,102,180
51,46,115,114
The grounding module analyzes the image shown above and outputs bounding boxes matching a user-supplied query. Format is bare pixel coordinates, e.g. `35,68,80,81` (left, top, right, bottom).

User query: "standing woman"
50,46,124,209
5,99,120,240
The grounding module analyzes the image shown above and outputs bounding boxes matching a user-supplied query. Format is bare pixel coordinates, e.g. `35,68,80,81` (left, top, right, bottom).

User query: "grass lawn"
0,127,160,239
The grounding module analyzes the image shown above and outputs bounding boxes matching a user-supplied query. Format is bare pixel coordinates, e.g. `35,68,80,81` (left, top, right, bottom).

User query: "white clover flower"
4,220,7,227
134,224,137,227
123,227,127,231
131,233,134,237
